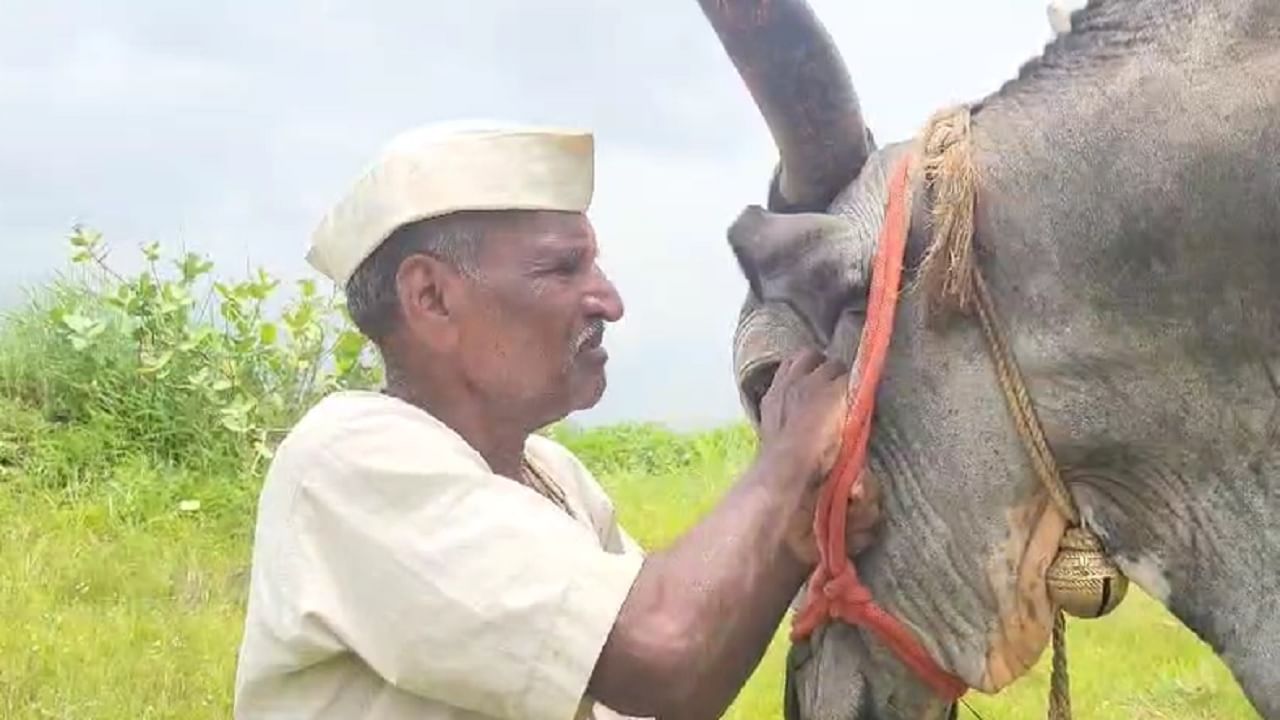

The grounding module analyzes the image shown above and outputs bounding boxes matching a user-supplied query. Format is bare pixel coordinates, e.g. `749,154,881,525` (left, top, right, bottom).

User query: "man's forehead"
477,210,596,255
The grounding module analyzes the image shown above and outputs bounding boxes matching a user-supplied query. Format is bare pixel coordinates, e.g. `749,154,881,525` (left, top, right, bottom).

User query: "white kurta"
233,390,647,720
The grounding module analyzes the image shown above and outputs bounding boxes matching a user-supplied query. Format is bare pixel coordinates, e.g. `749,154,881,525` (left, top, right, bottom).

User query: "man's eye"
548,257,581,275
533,248,587,277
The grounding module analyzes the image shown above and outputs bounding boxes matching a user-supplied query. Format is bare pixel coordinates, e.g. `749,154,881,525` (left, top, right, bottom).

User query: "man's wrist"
755,442,822,494
749,445,828,568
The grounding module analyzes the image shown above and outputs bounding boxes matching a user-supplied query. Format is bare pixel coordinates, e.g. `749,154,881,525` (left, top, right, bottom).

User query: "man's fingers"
847,472,883,533
819,354,850,381
847,504,881,533
762,353,801,409
846,491,880,524
851,472,881,502
770,348,819,390
846,529,878,556
789,348,824,376
772,352,801,382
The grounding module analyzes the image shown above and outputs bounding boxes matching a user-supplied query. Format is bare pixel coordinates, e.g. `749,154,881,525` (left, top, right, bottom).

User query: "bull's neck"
955,38,1280,714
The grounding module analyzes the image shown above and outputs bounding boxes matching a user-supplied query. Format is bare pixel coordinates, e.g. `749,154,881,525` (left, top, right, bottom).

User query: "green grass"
1,228,1260,719
0,401,1261,719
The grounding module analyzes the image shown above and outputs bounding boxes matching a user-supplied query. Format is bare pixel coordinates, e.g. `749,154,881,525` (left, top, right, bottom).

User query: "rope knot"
823,567,873,606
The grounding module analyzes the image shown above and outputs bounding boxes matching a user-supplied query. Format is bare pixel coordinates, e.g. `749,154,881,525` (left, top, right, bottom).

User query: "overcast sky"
1,0,1076,429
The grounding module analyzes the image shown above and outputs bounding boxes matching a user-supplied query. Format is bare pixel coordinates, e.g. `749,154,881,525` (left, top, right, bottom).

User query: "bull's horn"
696,0,873,212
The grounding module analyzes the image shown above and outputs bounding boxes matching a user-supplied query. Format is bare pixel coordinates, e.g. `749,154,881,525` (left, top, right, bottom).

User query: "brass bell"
1046,526,1129,618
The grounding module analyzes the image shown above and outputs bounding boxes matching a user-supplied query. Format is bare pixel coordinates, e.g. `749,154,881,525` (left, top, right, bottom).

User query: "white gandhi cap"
306,120,595,286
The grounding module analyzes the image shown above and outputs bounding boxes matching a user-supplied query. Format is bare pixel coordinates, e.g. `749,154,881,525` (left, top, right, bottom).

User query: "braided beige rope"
913,105,1076,720
1049,610,1071,719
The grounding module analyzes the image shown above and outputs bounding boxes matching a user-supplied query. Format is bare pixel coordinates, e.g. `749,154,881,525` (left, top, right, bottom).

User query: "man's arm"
588,446,815,719
588,348,858,719
270,349,870,720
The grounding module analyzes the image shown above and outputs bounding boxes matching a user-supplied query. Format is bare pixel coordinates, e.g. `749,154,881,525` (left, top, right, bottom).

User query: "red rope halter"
789,154,968,702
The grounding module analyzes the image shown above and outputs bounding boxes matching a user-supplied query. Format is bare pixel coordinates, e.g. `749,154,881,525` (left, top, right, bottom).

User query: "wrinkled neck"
383,355,529,479
957,25,1280,716
1067,450,1280,717
962,38,1280,450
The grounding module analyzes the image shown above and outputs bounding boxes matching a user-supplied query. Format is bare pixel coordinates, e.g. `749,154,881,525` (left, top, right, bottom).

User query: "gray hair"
344,215,485,342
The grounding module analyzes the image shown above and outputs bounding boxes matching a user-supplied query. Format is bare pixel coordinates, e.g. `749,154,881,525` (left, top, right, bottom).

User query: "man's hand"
756,348,848,482
788,469,883,566
755,348,883,565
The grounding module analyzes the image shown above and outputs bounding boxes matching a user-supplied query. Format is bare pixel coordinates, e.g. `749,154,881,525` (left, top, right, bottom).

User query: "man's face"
451,210,624,424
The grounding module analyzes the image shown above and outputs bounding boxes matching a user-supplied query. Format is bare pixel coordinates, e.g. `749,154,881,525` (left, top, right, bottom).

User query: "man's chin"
568,371,607,411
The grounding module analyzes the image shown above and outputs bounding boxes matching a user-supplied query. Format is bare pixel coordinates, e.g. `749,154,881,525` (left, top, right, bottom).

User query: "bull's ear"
727,205,869,345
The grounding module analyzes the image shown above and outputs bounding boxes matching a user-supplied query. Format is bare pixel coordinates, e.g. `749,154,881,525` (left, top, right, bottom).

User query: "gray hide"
698,0,1280,717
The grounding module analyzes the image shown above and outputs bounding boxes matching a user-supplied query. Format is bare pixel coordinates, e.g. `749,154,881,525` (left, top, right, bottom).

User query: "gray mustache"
574,320,605,351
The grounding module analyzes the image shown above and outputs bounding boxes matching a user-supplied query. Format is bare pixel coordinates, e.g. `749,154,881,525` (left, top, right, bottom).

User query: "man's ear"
395,254,461,350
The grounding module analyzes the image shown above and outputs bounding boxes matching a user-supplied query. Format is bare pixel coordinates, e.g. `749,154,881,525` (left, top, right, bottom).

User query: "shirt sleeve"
283,429,644,720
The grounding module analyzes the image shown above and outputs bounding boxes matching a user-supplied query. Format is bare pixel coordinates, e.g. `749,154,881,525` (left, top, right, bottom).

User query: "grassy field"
0,400,1261,719
0,234,1263,718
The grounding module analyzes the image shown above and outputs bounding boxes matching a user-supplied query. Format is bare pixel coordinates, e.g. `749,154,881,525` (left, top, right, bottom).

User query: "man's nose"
584,265,625,322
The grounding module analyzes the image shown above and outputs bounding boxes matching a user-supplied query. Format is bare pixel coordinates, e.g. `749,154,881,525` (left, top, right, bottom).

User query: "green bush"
550,421,757,477
0,226,382,478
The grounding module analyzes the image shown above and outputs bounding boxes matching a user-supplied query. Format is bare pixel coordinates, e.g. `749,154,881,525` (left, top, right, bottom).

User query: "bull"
698,0,1280,717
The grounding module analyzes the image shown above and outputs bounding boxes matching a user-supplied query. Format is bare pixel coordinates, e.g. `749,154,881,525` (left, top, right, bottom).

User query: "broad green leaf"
68,225,101,249
138,350,174,375
333,330,366,360
176,252,214,282
61,313,91,334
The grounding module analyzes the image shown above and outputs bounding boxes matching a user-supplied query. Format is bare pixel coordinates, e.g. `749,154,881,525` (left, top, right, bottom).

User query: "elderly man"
233,122,880,720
